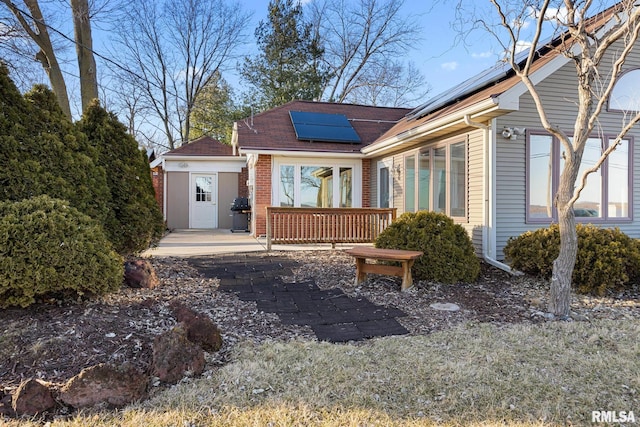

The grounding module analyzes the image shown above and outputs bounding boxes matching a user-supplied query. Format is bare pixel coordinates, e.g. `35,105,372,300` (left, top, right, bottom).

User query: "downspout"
463,115,518,274
162,157,167,223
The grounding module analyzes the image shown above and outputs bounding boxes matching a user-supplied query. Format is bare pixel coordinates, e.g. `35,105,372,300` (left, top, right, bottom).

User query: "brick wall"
151,165,164,215
253,155,272,236
238,166,249,198
362,158,371,208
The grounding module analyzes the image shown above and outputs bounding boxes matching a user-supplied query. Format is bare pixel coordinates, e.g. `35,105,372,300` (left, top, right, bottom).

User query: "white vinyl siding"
467,130,485,254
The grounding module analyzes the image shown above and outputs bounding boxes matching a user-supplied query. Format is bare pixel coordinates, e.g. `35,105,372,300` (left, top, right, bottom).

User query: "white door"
190,174,217,228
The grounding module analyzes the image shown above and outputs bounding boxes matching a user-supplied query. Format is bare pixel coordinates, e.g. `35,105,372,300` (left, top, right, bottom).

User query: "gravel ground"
1,250,638,395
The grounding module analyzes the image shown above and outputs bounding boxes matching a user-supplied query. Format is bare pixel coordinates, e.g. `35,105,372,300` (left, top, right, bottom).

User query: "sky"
236,0,504,102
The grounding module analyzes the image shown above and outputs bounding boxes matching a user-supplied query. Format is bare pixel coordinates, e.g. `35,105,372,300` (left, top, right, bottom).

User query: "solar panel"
406,44,543,121
290,111,361,143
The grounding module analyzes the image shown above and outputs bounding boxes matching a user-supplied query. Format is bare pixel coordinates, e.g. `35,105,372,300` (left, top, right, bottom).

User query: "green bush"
0,66,113,230
503,224,640,295
375,211,480,284
0,196,123,308
77,101,164,255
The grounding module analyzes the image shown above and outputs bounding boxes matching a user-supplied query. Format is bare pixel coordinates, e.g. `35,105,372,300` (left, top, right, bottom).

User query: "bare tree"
70,0,98,111
111,0,250,149
347,59,430,107
1,0,72,118
0,0,109,116
309,0,424,105
480,0,640,317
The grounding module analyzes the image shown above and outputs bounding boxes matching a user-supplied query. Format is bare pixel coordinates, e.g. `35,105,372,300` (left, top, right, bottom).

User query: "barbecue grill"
230,197,250,232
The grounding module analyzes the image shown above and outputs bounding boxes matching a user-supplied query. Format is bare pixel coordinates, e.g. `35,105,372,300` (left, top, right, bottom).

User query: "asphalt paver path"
187,254,409,342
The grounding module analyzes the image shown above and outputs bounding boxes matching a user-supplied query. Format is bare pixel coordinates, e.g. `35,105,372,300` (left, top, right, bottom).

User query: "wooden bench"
344,247,423,291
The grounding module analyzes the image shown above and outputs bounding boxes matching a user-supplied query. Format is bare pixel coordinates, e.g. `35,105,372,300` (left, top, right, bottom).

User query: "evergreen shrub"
77,101,164,255
0,196,123,308
0,66,112,227
375,211,480,283
503,224,640,295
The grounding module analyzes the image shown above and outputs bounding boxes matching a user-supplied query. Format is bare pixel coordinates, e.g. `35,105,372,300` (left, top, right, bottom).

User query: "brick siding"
253,155,272,236
151,165,164,214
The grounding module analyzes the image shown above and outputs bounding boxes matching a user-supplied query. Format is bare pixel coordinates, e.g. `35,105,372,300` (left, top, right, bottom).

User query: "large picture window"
527,132,632,222
275,160,358,208
404,140,467,219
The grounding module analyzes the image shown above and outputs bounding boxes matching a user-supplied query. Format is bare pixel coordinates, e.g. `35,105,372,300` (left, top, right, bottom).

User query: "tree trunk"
549,206,577,318
71,0,98,112
548,157,580,318
3,0,72,118
34,48,72,119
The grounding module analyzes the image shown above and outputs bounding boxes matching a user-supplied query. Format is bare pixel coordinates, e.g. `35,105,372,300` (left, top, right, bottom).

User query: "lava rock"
59,363,148,409
151,326,205,384
0,389,14,417
124,259,159,289
12,378,55,416
169,300,223,352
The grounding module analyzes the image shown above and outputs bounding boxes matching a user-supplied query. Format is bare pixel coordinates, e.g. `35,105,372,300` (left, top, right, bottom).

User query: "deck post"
266,207,272,251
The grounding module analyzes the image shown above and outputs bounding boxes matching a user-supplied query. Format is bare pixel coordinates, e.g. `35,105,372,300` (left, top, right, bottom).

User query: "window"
528,134,554,220
527,132,631,222
195,176,212,202
275,160,357,208
433,147,447,213
378,163,391,208
609,68,640,112
405,155,415,212
280,165,294,207
339,167,352,207
301,166,332,207
404,140,467,218
418,151,430,210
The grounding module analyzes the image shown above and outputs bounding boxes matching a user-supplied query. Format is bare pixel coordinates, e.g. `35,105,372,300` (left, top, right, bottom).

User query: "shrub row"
0,64,164,256
504,224,640,295
0,64,164,307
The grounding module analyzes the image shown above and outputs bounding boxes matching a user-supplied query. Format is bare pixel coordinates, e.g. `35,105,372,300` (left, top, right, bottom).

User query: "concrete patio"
141,229,364,257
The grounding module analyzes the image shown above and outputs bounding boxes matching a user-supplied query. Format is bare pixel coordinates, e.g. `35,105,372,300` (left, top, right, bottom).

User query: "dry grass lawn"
8,319,639,426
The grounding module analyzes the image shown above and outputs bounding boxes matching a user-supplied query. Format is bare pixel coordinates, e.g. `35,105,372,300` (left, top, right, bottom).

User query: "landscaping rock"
429,302,460,312
169,300,223,352
12,378,55,416
0,389,14,417
151,326,205,384
124,259,159,289
59,363,148,409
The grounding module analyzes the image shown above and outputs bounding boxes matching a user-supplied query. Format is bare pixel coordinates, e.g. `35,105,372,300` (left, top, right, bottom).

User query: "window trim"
377,159,393,208
526,130,633,223
402,138,468,221
608,67,640,112
272,157,362,208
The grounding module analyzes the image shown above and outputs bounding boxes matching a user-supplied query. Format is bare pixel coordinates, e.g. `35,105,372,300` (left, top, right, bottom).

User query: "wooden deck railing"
266,207,397,250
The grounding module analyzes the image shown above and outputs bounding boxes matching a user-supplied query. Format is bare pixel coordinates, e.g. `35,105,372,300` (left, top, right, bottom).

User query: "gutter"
162,155,246,162
463,115,520,274
362,98,500,157
161,157,167,222
238,148,364,159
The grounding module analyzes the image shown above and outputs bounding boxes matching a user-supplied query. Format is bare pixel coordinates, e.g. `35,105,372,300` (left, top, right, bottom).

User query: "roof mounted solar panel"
290,111,361,143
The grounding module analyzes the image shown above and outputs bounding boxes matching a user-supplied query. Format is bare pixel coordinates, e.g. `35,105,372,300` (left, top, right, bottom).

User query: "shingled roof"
164,135,234,157
235,100,411,154
368,2,622,153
